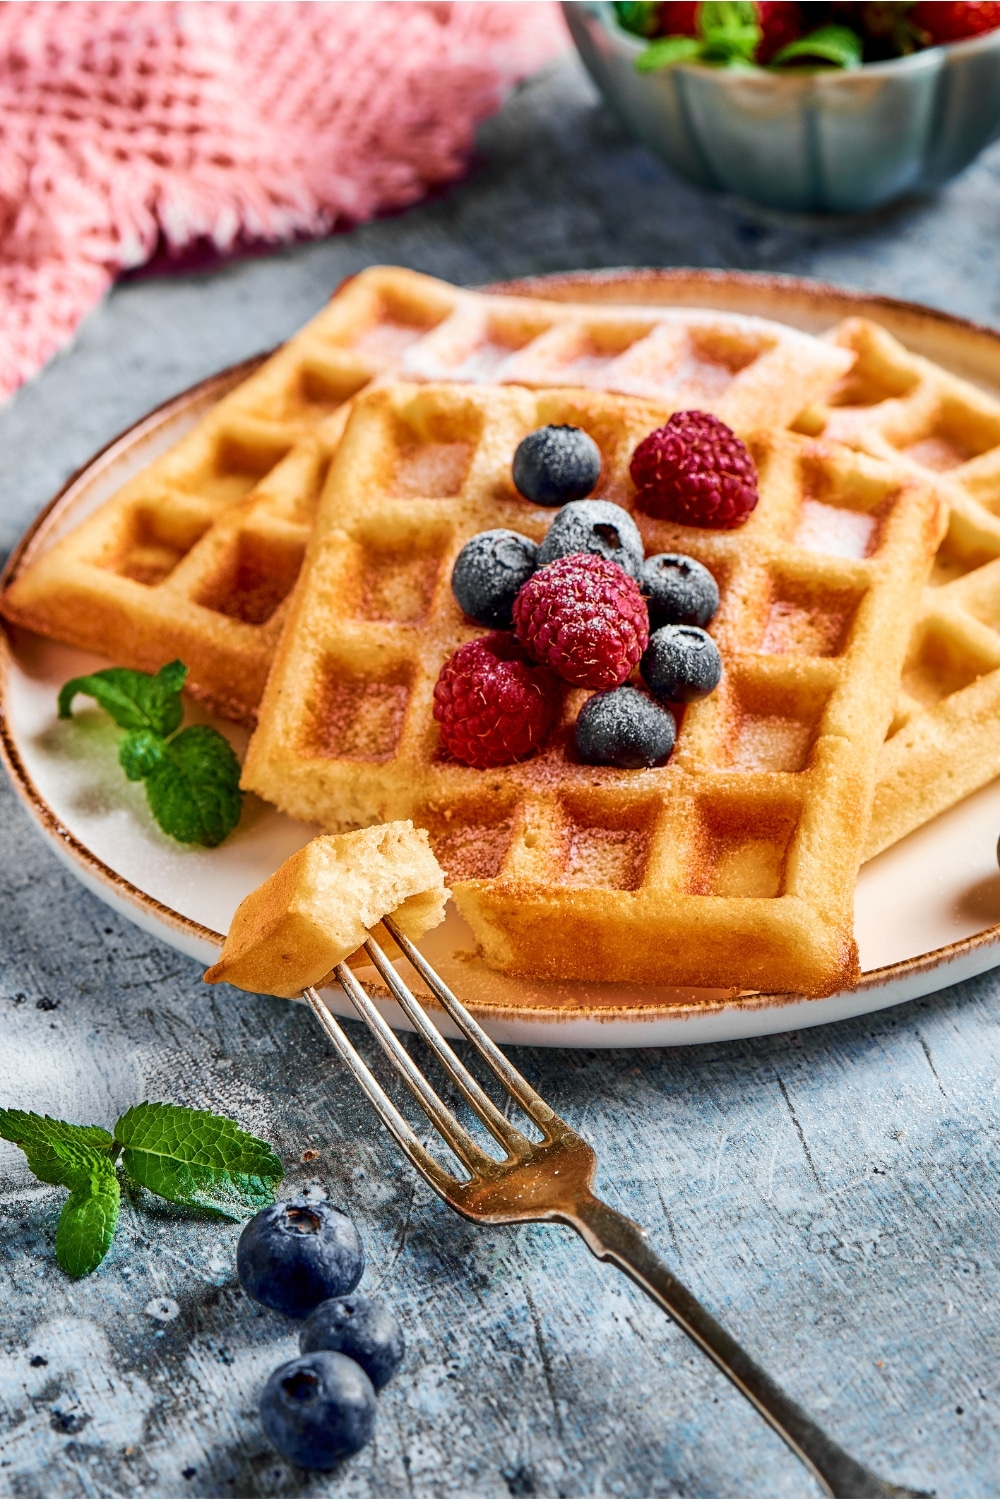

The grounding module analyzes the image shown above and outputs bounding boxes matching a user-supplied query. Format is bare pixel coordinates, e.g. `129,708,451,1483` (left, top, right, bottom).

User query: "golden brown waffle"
1,267,851,725
242,380,941,998
797,318,1000,857
0,267,461,723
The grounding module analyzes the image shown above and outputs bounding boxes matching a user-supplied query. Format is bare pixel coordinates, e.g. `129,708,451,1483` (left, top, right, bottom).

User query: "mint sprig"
59,660,242,848
636,0,760,69
635,1,863,71
0,1103,283,1277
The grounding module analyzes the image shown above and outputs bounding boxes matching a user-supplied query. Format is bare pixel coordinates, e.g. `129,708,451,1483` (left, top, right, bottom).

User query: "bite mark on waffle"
243,380,941,997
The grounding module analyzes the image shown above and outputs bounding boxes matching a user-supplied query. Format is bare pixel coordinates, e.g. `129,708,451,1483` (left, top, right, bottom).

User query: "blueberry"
641,553,720,630
451,529,539,629
237,1201,364,1319
575,686,676,769
512,425,601,507
537,500,644,578
300,1295,405,1390
260,1351,376,1470
641,625,723,704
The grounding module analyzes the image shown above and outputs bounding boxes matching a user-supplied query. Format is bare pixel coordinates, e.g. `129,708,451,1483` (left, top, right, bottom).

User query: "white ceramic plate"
5,270,1000,1048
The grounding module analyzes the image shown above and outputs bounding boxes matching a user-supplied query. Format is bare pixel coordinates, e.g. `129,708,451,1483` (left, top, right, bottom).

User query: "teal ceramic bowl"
564,0,1000,213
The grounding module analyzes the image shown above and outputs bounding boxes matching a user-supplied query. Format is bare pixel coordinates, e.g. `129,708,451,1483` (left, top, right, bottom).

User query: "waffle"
0,268,461,723
242,379,941,997
204,822,448,999
797,318,1000,857
1,267,851,726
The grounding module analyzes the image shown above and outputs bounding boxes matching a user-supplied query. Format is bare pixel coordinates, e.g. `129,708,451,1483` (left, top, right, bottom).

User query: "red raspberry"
512,553,649,691
911,1,1000,43
432,633,559,768
755,2,803,62
630,411,758,530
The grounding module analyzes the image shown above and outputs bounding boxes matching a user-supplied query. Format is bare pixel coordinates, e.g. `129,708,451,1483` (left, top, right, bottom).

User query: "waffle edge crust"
242,379,944,999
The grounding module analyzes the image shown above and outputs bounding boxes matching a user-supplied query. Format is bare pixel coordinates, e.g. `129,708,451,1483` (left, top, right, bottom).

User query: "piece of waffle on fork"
242,379,942,999
1,267,852,727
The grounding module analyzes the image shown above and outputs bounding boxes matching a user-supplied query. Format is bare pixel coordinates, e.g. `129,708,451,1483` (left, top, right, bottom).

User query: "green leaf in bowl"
770,24,864,69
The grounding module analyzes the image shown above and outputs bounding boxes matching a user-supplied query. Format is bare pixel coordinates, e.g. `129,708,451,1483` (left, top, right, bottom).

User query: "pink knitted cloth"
0,1,565,399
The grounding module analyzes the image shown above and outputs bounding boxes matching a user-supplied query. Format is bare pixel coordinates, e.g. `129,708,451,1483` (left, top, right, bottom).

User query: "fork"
303,915,924,1500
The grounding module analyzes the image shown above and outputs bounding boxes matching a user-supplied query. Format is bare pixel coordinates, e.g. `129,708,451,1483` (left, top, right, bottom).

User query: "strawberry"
657,1,700,35
755,1,804,61
911,2,1000,44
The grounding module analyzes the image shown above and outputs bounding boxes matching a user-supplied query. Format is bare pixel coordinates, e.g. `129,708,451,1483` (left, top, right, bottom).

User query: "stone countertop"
2,51,1000,1500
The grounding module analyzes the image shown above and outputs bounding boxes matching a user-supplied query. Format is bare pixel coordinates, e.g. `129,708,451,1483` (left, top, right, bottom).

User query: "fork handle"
569,1195,923,1500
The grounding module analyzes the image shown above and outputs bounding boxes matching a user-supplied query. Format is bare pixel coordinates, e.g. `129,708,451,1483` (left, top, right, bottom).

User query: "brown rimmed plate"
3,269,1000,1047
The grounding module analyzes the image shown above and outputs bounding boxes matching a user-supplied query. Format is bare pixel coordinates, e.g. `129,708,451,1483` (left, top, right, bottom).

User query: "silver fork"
303,916,924,1500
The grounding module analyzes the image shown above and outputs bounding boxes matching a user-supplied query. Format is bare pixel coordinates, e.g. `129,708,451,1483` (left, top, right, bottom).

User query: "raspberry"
512,553,649,691
755,2,803,62
432,634,559,768
911,1,1000,43
630,411,758,530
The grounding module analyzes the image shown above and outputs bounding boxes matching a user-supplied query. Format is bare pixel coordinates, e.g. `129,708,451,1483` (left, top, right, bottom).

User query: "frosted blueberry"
451,529,539,629
641,625,723,704
512,425,601,507
537,499,644,578
575,686,676,769
641,553,719,630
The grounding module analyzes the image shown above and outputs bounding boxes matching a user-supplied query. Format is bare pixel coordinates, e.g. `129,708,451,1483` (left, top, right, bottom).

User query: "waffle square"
798,318,1000,856
1,267,851,726
243,380,941,997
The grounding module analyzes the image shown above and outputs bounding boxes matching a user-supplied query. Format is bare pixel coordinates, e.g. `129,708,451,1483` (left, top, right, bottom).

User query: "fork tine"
332,960,499,1175
302,985,459,1200
362,932,533,1157
382,916,560,1135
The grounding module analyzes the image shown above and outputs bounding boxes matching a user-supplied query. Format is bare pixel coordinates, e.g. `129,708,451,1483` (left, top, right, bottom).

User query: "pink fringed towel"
0,1,565,399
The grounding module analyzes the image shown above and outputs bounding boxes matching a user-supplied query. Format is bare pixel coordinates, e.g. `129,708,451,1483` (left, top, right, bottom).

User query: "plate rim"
3,265,1000,1029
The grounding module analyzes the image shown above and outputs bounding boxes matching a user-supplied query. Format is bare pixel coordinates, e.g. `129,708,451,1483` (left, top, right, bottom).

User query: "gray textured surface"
4,51,1000,1500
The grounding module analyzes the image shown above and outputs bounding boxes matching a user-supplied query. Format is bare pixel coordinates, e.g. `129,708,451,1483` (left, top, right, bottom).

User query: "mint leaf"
770,24,863,68
699,0,758,33
0,1113,120,1277
0,1109,114,1185
55,1155,120,1278
635,34,704,69
119,728,167,782
698,0,760,61
613,0,661,38
142,725,242,847
114,1102,282,1220
59,660,187,737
